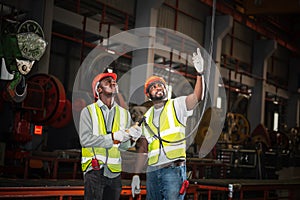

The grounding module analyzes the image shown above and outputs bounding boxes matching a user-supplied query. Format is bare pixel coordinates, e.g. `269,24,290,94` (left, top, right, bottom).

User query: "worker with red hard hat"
131,48,205,200
92,72,117,99
78,71,142,200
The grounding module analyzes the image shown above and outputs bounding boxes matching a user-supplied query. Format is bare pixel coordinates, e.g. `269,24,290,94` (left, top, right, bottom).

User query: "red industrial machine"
1,73,73,177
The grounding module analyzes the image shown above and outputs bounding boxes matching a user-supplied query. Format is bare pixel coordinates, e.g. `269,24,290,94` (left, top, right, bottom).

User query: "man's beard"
149,91,167,101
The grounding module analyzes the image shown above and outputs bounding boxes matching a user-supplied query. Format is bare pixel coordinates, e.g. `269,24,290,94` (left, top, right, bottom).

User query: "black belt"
157,160,185,169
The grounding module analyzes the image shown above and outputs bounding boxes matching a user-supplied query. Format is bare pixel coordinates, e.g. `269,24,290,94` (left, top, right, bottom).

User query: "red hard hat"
92,72,117,98
144,76,166,94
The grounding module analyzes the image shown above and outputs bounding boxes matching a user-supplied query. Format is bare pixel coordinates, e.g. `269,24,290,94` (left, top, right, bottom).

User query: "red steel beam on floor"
0,185,147,199
0,186,84,198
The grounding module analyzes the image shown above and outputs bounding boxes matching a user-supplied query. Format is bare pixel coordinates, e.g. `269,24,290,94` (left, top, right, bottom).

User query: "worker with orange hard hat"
92,72,117,99
144,76,167,96
131,48,205,200
78,70,142,200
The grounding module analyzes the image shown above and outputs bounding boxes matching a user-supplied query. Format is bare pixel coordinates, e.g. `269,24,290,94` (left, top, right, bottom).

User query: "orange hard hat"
144,76,166,94
92,72,117,98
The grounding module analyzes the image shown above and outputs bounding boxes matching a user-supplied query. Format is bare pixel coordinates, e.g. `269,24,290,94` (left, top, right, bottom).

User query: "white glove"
127,125,142,141
113,130,131,142
131,175,140,197
192,48,204,74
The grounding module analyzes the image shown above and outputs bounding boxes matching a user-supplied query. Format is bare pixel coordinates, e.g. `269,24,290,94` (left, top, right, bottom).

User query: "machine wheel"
27,74,66,124
50,99,72,128
17,20,45,38
227,113,250,144
195,107,215,145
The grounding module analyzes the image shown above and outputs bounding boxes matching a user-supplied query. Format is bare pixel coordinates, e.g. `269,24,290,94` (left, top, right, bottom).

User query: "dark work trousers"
84,169,122,200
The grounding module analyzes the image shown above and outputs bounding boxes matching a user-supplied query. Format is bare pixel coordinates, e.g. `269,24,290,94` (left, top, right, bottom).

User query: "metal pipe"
174,0,179,31
76,0,80,13
200,0,300,55
80,16,86,64
164,2,203,21
124,14,129,30
51,32,132,59
168,50,173,87
99,4,106,32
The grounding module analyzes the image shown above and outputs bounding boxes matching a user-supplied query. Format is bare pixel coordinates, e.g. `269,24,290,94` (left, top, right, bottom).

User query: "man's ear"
146,92,150,98
97,86,102,94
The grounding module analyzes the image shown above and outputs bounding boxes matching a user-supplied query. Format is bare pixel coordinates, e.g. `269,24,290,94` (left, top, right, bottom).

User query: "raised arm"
186,48,205,110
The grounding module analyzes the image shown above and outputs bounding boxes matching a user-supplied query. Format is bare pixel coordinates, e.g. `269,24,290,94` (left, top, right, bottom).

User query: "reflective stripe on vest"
81,103,128,172
143,99,186,165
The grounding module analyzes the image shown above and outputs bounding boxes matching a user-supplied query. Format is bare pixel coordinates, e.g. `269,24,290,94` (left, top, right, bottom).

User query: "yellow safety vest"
143,99,186,165
81,103,129,172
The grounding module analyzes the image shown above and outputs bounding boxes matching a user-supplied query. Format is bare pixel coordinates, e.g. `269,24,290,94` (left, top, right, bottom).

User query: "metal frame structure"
187,179,300,200
1,179,299,200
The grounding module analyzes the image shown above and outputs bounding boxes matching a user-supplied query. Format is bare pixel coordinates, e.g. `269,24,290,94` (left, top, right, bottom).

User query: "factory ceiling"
0,0,299,54
55,0,300,56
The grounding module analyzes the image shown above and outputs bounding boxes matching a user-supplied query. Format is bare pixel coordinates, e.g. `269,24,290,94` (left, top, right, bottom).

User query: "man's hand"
131,175,141,197
126,125,142,141
112,130,131,142
192,48,204,74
